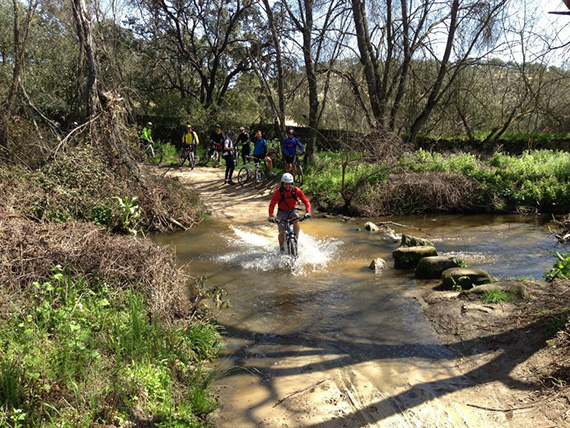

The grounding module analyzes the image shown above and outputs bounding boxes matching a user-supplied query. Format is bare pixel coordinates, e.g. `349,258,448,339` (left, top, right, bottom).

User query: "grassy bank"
303,149,570,216
0,146,223,427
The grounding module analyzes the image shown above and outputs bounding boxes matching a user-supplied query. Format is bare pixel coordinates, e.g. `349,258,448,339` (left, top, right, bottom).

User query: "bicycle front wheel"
178,149,187,165
189,151,195,169
254,169,265,188
287,234,298,258
238,167,250,185
211,151,220,167
147,147,163,165
296,164,304,186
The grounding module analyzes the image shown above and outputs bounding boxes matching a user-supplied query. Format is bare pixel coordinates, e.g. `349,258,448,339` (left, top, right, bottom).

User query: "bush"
545,252,570,282
0,266,223,427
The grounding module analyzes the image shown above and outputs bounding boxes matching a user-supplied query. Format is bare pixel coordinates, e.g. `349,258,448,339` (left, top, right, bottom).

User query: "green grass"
0,266,223,427
304,149,570,215
482,289,513,304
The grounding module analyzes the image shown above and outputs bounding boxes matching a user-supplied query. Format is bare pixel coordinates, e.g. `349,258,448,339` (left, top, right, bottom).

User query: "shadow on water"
152,213,560,426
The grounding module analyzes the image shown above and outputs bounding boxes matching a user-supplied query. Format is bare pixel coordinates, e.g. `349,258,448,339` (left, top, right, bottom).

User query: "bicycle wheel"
296,163,304,186
287,234,298,258
147,146,163,165
211,151,220,167
178,148,187,165
189,151,195,169
234,153,240,168
254,168,265,188
238,167,250,185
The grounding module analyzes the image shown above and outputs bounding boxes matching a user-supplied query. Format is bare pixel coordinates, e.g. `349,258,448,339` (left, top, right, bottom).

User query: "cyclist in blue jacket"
252,129,277,177
282,129,305,179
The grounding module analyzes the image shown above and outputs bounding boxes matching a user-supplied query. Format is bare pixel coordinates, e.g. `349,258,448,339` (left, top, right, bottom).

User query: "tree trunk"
407,0,459,144
0,0,38,161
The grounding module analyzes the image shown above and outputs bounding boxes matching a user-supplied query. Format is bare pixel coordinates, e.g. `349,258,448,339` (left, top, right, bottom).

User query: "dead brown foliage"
0,216,196,320
354,171,484,216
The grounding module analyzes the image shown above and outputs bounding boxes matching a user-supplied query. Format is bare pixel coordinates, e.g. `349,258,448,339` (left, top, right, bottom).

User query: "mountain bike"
238,156,266,188
232,144,241,168
178,145,196,169
204,142,220,167
294,153,304,186
278,210,309,258
136,140,163,165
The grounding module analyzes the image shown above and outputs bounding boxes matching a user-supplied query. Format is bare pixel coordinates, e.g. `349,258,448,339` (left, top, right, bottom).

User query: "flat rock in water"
393,246,438,269
440,267,493,290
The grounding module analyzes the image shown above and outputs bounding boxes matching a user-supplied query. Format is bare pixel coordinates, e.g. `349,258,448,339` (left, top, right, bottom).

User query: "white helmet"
281,173,294,183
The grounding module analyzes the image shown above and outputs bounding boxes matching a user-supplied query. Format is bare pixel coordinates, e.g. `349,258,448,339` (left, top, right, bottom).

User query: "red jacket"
269,185,311,215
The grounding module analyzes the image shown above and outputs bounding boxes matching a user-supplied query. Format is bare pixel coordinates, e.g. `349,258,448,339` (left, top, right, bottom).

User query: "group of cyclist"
141,121,311,252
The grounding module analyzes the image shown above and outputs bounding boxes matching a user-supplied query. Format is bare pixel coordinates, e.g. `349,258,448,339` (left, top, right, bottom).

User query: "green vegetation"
304,149,570,216
0,266,223,427
482,289,513,304
545,252,570,282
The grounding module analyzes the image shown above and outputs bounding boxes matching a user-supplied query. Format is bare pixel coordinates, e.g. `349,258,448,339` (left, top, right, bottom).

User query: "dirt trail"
147,164,568,427
160,165,273,220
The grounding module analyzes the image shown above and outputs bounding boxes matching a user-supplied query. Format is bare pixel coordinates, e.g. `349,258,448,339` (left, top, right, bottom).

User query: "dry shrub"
354,171,483,216
138,173,203,232
345,128,413,163
0,216,196,320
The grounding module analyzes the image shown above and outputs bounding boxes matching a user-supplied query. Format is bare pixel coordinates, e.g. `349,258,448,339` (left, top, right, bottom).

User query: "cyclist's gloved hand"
304,212,312,219
268,216,276,223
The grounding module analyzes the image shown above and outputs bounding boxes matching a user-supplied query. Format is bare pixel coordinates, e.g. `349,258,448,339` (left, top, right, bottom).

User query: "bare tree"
349,0,511,143
281,0,348,159
0,0,39,161
131,0,255,111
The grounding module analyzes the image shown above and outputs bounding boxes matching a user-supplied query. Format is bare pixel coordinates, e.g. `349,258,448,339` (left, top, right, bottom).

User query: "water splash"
217,225,341,275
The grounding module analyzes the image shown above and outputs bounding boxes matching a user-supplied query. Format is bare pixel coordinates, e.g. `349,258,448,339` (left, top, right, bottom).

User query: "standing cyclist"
252,129,277,177
140,122,153,147
208,124,225,164
237,127,251,164
282,129,305,179
268,172,311,253
182,123,199,159
223,130,236,185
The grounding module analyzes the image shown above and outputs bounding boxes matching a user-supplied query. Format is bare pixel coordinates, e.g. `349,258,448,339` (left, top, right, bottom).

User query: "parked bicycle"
238,156,266,188
136,141,163,165
178,145,196,169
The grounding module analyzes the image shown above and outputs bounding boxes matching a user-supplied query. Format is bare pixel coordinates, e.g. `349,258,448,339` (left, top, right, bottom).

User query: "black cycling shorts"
284,153,296,164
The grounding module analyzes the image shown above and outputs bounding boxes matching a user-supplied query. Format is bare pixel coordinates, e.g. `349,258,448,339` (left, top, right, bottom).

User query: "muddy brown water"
153,213,559,427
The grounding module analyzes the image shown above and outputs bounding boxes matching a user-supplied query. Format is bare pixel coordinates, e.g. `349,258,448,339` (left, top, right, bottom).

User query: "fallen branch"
466,402,535,412
273,376,335,408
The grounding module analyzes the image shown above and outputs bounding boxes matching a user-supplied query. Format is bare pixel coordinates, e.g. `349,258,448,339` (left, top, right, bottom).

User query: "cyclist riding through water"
282,129,305,179
268,173,312,253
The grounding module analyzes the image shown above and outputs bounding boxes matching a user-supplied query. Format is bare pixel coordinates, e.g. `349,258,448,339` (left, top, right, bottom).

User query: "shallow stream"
153,214,560,427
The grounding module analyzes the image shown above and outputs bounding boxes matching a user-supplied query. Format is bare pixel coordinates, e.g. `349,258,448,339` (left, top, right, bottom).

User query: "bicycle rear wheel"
238,167,250,185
